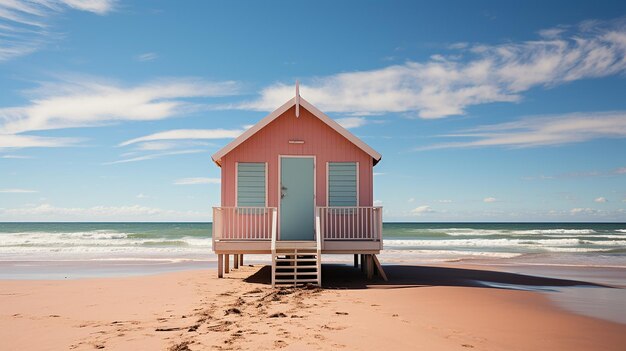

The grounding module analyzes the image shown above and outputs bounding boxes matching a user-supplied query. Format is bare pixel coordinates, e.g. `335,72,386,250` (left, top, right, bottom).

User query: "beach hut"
211,83,385,286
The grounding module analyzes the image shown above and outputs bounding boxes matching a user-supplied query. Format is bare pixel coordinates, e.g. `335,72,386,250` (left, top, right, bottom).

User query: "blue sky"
1,0,625,222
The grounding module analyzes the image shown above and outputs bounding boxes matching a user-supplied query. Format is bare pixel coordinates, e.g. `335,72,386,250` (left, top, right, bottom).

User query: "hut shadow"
244,264,611,291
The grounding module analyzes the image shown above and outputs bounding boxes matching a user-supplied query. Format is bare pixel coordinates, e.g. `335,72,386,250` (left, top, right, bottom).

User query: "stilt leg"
234,254,239,269
366,255,374,280
360,254,366,272
218,254,223,278
354,254,359,268
225,254,230,273
239,254,244,266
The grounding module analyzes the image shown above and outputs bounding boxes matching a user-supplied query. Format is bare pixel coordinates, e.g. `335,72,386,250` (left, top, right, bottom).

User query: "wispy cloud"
135,52,158,62
104,149,204,165
0,0,116,61
119,128,244,147
0,77,240,135
0,76,240,150
174,177,221,185
410,205,434,215
594,197,608,203
0,154,32,159
0,188,37,193
483,197,497,203
336,117,368,129
418,111,626,150
0,133,81,148
238,18,626,118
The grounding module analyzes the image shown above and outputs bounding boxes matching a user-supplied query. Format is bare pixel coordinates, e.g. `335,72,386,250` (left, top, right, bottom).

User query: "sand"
1,264,625,350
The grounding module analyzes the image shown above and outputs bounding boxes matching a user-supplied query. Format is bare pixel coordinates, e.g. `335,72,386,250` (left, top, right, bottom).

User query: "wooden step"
274,278,320,284
274,258,318,262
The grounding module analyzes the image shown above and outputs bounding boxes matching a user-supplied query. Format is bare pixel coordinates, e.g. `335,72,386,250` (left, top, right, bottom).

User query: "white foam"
429,228,599,236
384,238,584,247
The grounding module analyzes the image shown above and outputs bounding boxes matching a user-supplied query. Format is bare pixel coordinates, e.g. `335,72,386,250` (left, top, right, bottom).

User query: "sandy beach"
1,263,625,351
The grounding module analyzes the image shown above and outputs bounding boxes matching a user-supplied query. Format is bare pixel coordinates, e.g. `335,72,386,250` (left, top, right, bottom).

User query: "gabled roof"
212,90,382,167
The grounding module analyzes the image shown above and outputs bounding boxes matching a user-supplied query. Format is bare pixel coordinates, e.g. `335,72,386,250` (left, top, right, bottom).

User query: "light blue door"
280,157,315,241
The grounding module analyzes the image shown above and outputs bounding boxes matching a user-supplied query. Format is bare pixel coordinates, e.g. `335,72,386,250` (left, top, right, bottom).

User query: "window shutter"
237,163,266,207
328,162,357,206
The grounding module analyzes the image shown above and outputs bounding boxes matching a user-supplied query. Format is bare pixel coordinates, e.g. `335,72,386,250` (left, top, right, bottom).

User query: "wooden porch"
212,206,385,286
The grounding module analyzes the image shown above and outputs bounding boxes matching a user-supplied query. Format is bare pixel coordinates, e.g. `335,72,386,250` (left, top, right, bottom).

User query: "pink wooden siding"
220,105,373,208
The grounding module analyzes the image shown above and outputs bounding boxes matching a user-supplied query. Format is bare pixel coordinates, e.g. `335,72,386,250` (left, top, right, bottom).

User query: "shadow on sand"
244,264,611,290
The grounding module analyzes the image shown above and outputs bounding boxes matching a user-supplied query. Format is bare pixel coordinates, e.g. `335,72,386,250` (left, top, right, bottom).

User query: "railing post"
271,208,277,288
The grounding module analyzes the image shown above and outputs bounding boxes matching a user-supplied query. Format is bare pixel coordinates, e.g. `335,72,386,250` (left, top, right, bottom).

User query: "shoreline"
1,263,625,350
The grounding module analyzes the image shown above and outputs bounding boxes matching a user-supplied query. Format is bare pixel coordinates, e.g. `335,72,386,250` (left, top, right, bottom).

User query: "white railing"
317,206,383,241
212,207,277,244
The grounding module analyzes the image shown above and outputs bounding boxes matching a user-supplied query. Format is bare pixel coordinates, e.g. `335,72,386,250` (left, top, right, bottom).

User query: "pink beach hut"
211,83,386,286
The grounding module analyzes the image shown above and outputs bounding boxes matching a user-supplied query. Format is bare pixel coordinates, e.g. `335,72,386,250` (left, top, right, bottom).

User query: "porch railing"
316,206,383,241
213,206,383,244
212,207,277,245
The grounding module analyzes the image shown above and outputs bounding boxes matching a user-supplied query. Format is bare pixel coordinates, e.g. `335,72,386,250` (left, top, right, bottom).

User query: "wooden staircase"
271,241,321,287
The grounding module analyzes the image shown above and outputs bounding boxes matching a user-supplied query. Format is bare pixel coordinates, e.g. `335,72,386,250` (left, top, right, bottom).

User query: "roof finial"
295,80,300,118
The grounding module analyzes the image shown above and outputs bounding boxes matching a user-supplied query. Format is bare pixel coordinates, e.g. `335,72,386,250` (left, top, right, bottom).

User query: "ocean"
0,222,625,277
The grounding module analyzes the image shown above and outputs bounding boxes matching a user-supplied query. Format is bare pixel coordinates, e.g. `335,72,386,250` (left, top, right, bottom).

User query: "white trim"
325,162,329,207
356,161,360,206
278,155,316,241
234,161,238,207
211,95,382,166
265,162,268,207
295,80,300,118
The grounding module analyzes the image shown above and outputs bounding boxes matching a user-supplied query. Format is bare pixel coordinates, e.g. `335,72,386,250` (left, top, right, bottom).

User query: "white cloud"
59,0,116,14
104,149,204,165
407,197,415,203
411,205,434,215
0,203,208,221
0,188,37,193
570,207,597,215
419,111,626,150
336,117,368,129
174,177,221,185
119,128,244,147
373,172,385,176
483,197,497,203
373,199,383,206
0,0,116,61
0,133,81,148
237,19,626,118
437,199,453,203
594,197,608,203
615,167,626,174
0,154,32,158
136,193,152,199
0,77,240,135
135,52,158,62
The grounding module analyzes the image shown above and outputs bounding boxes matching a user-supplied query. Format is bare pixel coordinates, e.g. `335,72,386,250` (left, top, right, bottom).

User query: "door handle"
281,185,287,199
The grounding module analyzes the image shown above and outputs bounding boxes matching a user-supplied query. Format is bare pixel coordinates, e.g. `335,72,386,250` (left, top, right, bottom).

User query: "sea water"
1,222,625,273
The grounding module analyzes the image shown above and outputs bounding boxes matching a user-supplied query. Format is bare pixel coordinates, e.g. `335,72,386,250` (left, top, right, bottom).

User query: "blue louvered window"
237,163,266,207
328,162,358,207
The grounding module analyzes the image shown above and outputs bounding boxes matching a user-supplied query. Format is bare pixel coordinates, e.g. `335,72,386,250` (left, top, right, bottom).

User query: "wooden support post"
234,254,239,269
218,254,224,278
239,254,244,266
366,255,374,280
354,254,359,268
225,254,230,274
372,254,388,282
360,254,365,272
